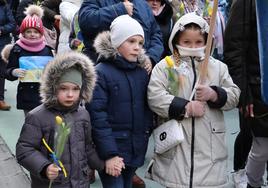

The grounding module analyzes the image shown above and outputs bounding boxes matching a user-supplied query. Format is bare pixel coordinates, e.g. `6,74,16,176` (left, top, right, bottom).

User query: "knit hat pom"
24,4,43,18
20,5,44,34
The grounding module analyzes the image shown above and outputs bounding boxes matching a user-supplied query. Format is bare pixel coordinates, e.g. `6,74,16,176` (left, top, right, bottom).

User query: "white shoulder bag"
153,119,184,154
153,87,197,154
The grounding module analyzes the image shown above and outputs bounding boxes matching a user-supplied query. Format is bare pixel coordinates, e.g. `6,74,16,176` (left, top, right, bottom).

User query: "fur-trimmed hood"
40,52,96,108
93,31,149,68
1,44,14,63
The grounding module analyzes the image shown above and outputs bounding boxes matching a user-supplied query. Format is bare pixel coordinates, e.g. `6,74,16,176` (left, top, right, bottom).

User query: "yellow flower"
179,2,184,12
165,56,174,68
55,116,63,125
208,6,213,17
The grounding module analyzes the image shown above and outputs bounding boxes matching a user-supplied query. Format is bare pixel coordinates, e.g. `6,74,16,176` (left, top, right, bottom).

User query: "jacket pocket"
112,130,132,154
210,122,227,162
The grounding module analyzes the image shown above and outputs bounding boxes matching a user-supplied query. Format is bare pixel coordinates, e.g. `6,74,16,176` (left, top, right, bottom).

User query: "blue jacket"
0,5,16,48
78,0,163,64
86,31,153,167
87,56,153,167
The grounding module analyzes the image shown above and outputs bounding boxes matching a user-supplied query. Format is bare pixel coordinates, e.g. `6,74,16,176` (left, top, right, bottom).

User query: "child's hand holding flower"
46,164,60,180
43,115,71,188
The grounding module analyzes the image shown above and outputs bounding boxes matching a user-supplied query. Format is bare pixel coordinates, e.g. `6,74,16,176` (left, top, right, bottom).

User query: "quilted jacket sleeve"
16,114,51,179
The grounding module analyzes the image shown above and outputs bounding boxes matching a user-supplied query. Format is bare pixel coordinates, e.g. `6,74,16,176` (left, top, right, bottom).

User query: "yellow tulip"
55,116,63,125
165,56,174,68
208,6,213,17
179,2,184,13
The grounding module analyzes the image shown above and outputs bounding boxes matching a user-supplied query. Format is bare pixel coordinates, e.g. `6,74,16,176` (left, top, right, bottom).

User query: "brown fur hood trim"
40,52,96,107
1,44,14,63
93,31,149,68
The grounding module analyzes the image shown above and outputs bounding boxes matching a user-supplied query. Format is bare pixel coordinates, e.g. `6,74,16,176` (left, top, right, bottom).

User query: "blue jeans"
99,166,137,188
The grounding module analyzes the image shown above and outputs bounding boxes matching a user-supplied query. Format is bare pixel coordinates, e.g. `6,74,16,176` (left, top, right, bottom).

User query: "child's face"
178,29,205,48
117,35,144,62
57,82,81,107
23,28,42,40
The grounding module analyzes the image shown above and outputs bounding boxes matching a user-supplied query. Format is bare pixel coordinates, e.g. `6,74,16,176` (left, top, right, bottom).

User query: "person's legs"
122,166,137,188
233,114,252,187
234,114,253,171
246,137,268,187
99,169,124,188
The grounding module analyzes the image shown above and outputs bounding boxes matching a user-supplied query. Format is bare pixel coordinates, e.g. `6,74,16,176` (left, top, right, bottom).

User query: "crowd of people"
0,0,267,188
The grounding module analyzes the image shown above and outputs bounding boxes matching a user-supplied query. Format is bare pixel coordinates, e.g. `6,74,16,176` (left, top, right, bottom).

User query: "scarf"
16,34,46,52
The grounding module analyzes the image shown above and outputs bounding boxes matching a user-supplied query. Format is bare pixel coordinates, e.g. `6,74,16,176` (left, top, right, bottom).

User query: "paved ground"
0,80,241,187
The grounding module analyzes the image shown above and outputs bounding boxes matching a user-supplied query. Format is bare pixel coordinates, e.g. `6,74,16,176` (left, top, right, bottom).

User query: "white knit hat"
110,15,144,48
168,13,209,53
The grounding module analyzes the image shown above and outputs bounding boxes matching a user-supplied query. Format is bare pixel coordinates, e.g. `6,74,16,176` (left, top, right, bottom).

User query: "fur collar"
1,44,14,63
93,31,149,68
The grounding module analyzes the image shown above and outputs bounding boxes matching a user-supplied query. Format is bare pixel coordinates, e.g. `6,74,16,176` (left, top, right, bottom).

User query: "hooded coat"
145,17,240,187
86,31,153,167
16,52,104,188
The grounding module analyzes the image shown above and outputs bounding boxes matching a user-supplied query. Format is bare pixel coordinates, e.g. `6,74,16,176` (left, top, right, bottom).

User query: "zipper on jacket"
189,57,197,188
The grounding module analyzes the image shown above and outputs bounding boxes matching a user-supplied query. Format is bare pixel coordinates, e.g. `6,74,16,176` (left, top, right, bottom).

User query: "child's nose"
190,44,197,48
67,90,74,97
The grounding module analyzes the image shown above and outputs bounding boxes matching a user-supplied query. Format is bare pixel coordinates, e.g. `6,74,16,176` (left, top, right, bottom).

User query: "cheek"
75,91,80,99
56,92,64,102
118,48,129,57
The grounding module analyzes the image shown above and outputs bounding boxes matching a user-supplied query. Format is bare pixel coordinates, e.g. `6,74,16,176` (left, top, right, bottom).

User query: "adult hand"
144,58,152,75
185,101,206,118
123,0,134,16
11,68,26,78
240,104,254,118
195,84,217,102
46,164,60,180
